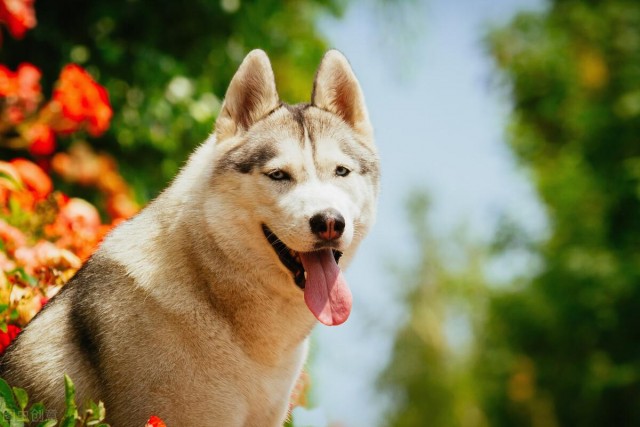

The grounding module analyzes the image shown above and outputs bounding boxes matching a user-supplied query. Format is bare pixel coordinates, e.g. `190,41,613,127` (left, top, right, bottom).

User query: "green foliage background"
381,1,640,426
480,1,640,425
1,0,343,200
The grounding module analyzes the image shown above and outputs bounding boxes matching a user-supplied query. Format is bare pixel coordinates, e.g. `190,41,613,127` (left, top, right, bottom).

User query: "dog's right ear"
312,50,372,139
215,50,280,141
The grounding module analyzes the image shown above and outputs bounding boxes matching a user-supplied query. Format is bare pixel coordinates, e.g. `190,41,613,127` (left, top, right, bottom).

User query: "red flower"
0,63,42,124
0,0,36,40
0,63,40,101
0,64,15,96
14,240,81,274
145,416,167,427
0,219,27,253
26,122,55,156
16,63,41,111
52,64,112,136
0,325,21,354
9,158,52,200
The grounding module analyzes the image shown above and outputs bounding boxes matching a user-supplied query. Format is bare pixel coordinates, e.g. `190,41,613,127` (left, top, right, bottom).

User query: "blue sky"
293,0,548,426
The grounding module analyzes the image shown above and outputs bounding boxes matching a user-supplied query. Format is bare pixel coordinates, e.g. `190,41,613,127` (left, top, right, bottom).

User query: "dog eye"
335,166,351,177
267,170,291,181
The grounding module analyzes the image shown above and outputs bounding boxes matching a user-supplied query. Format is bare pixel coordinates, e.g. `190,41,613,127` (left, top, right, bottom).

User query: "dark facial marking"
233,145,278,174
283,103,310,143
217,144,278,174
216,104,312,175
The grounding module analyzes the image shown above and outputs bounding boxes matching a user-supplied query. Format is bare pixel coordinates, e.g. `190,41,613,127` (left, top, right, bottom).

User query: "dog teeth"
289,249,301,263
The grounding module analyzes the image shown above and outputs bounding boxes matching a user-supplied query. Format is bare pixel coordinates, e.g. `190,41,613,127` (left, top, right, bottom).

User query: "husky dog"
0,49,379,426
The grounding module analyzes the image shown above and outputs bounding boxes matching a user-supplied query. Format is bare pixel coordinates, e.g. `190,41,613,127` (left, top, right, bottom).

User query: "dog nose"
309,209,345,241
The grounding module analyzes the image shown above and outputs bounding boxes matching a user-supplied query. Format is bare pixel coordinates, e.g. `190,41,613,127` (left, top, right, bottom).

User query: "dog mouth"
261,225,342,289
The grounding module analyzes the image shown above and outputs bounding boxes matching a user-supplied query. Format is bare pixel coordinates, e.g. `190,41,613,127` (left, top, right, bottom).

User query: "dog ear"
312,50,372,138
215,50,280,140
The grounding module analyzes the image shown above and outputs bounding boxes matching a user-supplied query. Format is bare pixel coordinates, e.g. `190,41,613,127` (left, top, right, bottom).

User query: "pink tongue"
299,249,352,326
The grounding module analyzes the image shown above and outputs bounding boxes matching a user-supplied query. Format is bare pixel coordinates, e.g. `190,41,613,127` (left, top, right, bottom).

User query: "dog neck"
180,219,317,367
102,203,316,368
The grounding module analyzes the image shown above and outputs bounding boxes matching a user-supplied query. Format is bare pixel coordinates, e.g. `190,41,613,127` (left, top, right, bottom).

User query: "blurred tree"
381,1,640,426
475,1,640,426
1,0,344,200
379,192,489,427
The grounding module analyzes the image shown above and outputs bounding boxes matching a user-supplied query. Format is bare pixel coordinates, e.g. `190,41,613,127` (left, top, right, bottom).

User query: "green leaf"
7,198,21,217
0,172,21,190
0,378,20,415
8,269,37,288
93,401,105,421
9,416,24,427
11,388,27,411
0,305,8,313
62,375,77,417
58,416,76,427
0,323,7,334
0,401,9,427
58,376,78,427
87,400,99,417
29,402,47,423
35,421,57,427
96,402,106,421
84,400,107,425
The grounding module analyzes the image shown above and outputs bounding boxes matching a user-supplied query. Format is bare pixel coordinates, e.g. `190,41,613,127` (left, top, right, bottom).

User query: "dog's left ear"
312,50,372,138
216,49,280,141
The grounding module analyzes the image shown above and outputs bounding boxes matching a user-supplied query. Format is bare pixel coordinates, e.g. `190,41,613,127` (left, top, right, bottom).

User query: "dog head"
204,50,379,325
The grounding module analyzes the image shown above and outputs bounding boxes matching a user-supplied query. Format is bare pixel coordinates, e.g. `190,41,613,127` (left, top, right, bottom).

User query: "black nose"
309,209,345,241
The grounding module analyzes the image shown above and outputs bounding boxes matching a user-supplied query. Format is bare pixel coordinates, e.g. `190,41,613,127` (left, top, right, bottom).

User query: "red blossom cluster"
0,63,41,125
0,159,117,339
52,142,139,220
50,64,113,137
0,61,114,156
145,416,167,427
0,60,138,228
0,0,35,40
0,324,20,352
0,156,136,332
